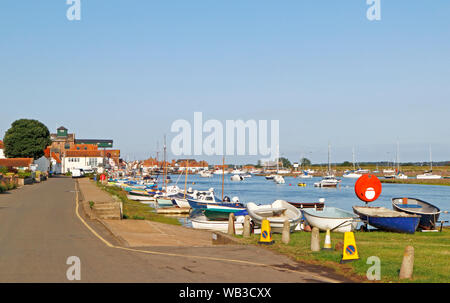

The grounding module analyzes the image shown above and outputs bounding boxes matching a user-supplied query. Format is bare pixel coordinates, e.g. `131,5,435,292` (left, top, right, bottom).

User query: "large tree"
3,119,52,159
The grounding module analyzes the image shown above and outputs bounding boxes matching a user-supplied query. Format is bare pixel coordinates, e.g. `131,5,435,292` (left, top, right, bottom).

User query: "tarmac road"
0,177,351,283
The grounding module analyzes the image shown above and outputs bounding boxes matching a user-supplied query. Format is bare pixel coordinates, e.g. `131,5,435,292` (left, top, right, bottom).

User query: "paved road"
0,177,350,283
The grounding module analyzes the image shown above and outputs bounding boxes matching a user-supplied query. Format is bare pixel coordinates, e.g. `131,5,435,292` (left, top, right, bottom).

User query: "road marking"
73,182,342,283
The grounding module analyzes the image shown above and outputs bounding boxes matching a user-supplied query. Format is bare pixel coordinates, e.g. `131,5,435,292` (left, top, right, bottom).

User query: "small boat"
303,207,358,233
392,197,441,230
156,196,176,207
297,182,306,187
242,174,252,178
353,206,420,234
189,211,245,234
298,171,313,179
314,176,340,188
273,175,285,184
342,171,363,179
246,200,302,233
203,207,246,221
416,172,442,180
126,194,156,202
199,170,212,178
287,199,325,210
265,175,275,180
230,174,244,181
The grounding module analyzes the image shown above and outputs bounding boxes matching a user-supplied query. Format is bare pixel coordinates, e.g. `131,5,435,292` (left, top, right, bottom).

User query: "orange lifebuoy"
354,174,382,203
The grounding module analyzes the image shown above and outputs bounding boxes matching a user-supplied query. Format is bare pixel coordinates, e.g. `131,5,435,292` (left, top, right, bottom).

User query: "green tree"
3,119,52,159
300,158,311,166
279,157,292,168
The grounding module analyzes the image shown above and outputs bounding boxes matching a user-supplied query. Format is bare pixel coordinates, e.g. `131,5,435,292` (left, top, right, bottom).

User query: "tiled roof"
65,150,103,157
51,152,61,164
0,140,3,149
0,158,34,168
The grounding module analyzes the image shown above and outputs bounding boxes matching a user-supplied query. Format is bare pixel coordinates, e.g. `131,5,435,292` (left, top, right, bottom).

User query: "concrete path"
0,177,352,283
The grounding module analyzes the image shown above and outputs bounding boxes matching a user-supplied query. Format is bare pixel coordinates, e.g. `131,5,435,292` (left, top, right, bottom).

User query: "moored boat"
392,197,441,230
302,207,358,233
352,206,420,234
246,200,301,233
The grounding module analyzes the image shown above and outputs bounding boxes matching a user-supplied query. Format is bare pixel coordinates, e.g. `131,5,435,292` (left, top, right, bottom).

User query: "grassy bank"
96,182,181,226
381,179,450,186
241,228,450,283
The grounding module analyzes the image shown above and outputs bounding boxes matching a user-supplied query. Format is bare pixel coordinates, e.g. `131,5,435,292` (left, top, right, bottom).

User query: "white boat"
277,169,291,174
298,171,313,179
273,175,285,184
190,213,245,235
126,194,156,201
417,146,442,179
231,168,245,175
302,207,359,233
314,176,340,187
342,171,363,179
395,173,408,180
213,169,229,175
246,200,302,233
416,172,442,180
199,170,212,178
230,174,244,181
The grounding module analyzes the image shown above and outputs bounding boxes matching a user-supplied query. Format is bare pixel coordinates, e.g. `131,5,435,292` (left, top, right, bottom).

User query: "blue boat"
188,199,244,210
353,206,420,234
392,197,441,230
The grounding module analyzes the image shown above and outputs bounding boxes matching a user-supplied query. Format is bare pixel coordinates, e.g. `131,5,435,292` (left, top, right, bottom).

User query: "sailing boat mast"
429,145,433,172
184,159,189,198
222,156,225,202
328,143,331,174
163,135,167,192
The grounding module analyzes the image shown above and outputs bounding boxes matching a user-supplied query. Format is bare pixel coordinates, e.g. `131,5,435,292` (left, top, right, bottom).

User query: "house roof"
65,150,103,157
51,152,61,164
0,140,3,149
0,158,34,168
57,126,68,130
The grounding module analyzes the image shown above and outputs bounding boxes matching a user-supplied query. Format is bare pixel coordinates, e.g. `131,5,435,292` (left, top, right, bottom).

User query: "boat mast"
328,143,331,175
184,159,188,198
222,156,225,202
163,135,167,192
430,145,433,172
276,144,279,173
352,147,356,171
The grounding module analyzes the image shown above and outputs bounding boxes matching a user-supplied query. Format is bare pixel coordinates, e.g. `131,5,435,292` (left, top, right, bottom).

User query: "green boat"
203,208,246,221
156,197,174,208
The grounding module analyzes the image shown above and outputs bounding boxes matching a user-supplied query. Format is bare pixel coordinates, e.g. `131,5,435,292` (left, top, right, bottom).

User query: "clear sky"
1,1,449,165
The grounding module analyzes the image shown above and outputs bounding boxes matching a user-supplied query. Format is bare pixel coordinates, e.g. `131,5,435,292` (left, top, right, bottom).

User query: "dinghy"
303,207,358,233
246,200,301,233
392,197,441,230
287,198,325,210
353,206,420,234
189,211,245,235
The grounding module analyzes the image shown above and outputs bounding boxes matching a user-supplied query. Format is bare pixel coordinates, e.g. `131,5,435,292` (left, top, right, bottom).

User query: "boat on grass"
352,206,420,234
392,197,441,230
246,200,301,233
189,211,245,235
302,207,358,233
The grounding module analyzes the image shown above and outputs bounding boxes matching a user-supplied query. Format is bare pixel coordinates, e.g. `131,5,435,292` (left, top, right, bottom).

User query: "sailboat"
394,141,408,180
343,147,363,179
417,146,442,179
314,144,340,188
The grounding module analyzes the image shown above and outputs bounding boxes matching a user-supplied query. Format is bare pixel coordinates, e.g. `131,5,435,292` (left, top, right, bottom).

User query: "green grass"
240,228,450,283
96,182,181,226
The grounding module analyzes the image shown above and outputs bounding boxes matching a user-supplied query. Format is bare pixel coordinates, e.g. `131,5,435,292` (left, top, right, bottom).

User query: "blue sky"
1,1,449,165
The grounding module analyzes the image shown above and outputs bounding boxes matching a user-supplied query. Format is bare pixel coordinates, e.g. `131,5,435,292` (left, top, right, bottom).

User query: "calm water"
169,174,450,227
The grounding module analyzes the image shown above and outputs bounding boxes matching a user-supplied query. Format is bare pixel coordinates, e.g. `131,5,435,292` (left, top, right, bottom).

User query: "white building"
63,150,105,173
0,140,5,159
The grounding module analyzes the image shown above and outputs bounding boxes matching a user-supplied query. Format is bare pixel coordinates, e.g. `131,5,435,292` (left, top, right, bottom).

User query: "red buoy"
354,174,382,203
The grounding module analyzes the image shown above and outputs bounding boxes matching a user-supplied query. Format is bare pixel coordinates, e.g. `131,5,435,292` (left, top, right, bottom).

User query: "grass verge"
96,182,181,226
239,228,450,283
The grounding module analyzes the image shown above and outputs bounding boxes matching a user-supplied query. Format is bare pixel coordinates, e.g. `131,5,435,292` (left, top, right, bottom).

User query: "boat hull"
392,198,441,230
353,206,420,234
302,207,358,233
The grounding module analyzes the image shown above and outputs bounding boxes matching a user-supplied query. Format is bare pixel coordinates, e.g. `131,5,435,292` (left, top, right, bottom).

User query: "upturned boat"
302,207,358,233
392,197,441,230
353,206,420,234
246,200,301,233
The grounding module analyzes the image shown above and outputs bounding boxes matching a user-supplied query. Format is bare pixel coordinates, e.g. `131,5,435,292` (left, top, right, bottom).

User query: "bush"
0,166,8,174
17,170,32,179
